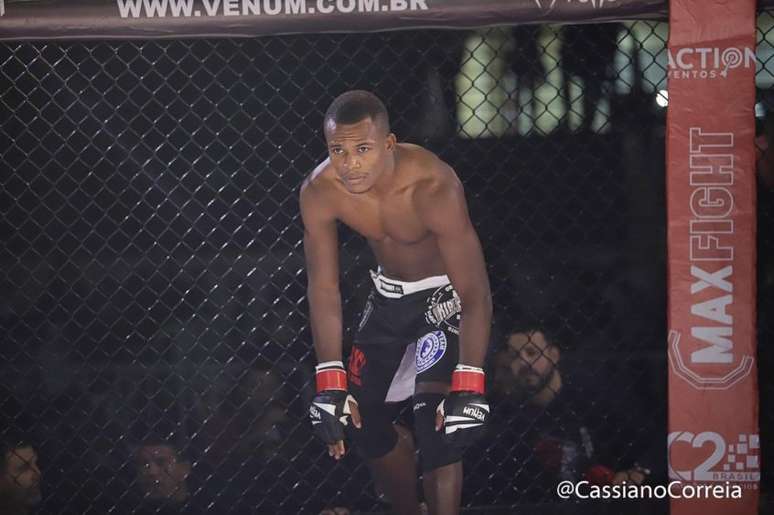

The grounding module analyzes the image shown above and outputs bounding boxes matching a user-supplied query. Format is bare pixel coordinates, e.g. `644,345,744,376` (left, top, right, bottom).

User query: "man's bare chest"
337,194,429,245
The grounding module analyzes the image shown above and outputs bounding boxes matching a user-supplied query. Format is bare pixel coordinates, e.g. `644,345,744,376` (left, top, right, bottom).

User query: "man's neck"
370,149,399,197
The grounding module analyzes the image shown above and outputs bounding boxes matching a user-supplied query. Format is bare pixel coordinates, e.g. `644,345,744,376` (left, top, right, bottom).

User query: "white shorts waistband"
369,269,450,298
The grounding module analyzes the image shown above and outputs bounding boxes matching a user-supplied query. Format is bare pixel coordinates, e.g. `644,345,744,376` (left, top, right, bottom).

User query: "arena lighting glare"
656,89,669,108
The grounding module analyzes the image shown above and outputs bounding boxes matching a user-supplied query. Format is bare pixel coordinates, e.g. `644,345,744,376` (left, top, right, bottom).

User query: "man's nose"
344,154,360,170
510,358,525,375
516,355,538,372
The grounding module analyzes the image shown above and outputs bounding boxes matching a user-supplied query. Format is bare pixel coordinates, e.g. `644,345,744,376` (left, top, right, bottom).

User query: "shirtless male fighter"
302,90,492,515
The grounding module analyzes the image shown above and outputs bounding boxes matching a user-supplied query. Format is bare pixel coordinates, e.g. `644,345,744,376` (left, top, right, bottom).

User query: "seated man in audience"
466,326,651,506
131,437,196,514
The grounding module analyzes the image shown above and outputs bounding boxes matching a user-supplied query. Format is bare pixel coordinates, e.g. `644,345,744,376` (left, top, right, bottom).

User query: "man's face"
0,446,42,507
135,444,190,501
325,117,395,194
497,331,559,397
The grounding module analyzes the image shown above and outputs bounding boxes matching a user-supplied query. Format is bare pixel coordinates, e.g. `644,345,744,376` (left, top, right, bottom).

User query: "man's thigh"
346,342,409,458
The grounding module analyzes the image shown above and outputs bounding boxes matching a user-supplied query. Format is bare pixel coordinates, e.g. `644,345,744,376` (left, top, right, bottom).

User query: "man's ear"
385,133,396,150
548,345,560,365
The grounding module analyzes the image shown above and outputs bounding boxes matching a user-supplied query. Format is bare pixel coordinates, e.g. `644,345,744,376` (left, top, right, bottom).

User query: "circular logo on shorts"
415,331,447,373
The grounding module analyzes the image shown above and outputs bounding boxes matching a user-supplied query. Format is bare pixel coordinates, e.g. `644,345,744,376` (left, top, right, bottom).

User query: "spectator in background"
122,432,231,515
424,30,468,139
466,326,650,506
371,29,467,142
560,23,621,132
508,25,546,130
196,366,287,467
132,438,193,509
0,432,42,515
191,364,317,513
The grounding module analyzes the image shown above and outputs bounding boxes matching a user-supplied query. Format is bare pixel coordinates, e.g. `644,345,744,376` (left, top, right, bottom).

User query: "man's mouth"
517,372,541,386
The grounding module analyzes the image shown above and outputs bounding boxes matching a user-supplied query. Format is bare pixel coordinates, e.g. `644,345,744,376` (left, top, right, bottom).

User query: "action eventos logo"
668,431,760,484
668,47,756,80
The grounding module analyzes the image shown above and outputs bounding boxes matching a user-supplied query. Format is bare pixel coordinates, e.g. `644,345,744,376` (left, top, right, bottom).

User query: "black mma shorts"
347,269,461,406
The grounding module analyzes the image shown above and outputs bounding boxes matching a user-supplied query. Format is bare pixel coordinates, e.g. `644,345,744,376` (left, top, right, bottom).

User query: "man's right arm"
300,179,343,363
301,179,361,457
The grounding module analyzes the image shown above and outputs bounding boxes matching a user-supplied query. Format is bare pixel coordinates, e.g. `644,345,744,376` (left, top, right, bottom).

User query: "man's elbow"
481,292,494,318
460,288,493,317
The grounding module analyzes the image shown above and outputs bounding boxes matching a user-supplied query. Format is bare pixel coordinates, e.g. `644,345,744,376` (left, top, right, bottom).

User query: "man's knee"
413,393,463,472
350,406,400,460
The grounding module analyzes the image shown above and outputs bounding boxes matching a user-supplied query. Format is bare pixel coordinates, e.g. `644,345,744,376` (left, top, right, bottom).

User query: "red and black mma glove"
309,361,359,444
437,364,489,449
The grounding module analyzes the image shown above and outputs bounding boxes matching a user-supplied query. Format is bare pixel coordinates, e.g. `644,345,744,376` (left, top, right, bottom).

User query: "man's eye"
358,147,370,153
331,148,343,155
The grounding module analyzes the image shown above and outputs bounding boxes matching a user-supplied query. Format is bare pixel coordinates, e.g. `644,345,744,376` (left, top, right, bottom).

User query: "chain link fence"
0,16,768,514
757,10,774,515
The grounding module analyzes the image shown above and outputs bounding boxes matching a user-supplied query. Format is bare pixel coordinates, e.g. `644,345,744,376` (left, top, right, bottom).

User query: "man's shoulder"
301,158,333,188
300,158,337,201
398,143,449,172
398,144,459,198
300,159,342,224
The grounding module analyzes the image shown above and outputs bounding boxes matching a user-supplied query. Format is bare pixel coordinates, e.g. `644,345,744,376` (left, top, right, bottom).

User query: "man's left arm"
417,168,493,446
418,172,492,367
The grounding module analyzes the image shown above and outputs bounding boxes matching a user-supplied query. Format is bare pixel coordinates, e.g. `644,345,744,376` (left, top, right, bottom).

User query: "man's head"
323,90,396,194
133,440,190,503
494,328,562,403
0,435,42,511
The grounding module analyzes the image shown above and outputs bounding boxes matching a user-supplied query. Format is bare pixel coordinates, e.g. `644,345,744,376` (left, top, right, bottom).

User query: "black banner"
0,0,667,41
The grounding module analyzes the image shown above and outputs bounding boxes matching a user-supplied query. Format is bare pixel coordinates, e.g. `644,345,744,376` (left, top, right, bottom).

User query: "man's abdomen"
368,236,446,281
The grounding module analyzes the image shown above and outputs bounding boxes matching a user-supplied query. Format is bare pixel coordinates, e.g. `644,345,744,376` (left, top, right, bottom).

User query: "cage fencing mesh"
0,16,771,515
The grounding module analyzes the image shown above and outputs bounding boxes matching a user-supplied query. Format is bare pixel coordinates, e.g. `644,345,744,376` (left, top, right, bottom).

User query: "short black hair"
501,321,565,351
130,434,191,465
324,90,390,134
